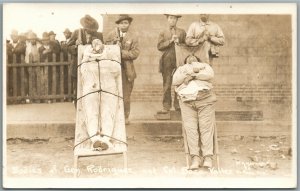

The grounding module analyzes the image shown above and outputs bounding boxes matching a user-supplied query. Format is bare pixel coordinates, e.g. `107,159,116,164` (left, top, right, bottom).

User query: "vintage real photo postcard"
2,3,297,188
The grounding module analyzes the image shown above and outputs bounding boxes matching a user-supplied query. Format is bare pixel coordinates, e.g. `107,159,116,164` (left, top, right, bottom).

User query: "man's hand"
184,75,194,85
170,35,178,43
76,39,82,46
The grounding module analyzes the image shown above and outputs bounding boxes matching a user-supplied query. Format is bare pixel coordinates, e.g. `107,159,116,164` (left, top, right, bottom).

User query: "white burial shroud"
74,45,127,156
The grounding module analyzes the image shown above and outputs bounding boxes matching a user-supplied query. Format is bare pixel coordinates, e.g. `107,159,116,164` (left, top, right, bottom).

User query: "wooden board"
74,45,127,156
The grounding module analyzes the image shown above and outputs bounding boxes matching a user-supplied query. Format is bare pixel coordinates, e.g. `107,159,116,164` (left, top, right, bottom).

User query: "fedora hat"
164,14,182,18
48,31,56,36
26,32,38,40
41,32,50,41
115,14,133,24
63,28,72,34
80,15,99,32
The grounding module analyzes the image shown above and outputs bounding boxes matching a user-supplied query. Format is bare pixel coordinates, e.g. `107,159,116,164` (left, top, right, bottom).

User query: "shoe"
93,140,108,150
175,107,181,111
189,155,201,170
157,108,170,114
125,118,130,125
203,156,213,168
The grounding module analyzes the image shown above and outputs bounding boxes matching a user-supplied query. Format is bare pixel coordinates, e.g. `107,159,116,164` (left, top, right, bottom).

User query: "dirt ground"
5,135,292,178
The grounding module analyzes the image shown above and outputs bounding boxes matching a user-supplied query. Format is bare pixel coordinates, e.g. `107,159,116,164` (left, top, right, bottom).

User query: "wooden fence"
6,52,75,104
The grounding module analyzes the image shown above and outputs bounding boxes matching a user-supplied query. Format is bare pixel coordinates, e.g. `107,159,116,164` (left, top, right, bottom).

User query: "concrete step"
6,120,291,140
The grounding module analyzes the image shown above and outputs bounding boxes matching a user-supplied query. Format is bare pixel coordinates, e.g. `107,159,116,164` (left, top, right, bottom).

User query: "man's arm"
172,65,193,85
209,24,225,45
157,31,173,51
121,37,140,60
192,63,214,81
185,22,204,46
66,30,78,46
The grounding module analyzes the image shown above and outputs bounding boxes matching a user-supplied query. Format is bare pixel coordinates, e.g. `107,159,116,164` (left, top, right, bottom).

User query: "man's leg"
173,91,180,111
122,70,134,121
179,100,201,169
162,69,173,111
197,103,216,167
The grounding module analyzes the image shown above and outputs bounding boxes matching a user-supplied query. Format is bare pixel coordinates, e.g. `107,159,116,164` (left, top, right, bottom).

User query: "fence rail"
7,52,75,104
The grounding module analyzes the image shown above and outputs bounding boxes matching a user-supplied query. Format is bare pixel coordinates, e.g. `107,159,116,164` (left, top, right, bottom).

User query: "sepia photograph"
2,3,297,188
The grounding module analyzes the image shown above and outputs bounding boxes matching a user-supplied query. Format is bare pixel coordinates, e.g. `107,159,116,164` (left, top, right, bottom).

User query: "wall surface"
102,14,292,104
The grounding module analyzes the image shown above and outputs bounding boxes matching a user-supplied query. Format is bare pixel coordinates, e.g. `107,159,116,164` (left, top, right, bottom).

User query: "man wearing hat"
105,14,140,125
185,14,225,64
48,31,61,58
7,30,26,63
39,32,53,61
61,28,73,59
157,14,186,114
67,15,103,106
25,31,40,64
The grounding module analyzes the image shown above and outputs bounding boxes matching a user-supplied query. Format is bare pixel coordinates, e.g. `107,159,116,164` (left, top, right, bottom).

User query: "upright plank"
60,53,64,101
44,57,49,97
74,45,127,156
28,54,33,100
35,54,41,103
12,55,17,97
51,54,57,103
67,54,72,101
20,55,25,97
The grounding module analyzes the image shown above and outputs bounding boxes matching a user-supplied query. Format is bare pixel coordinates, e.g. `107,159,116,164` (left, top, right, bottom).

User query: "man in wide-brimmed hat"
67,15,103,106
105,14,139,125
25,31,40,64
157,14,186,114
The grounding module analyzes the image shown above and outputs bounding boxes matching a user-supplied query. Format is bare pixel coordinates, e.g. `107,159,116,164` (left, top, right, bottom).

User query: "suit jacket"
7,41,26,63
105,28,140,82
67,28,103,47
157,26,186,73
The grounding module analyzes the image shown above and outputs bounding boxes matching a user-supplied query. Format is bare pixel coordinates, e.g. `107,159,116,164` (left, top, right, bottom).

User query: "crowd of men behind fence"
6,27,76,103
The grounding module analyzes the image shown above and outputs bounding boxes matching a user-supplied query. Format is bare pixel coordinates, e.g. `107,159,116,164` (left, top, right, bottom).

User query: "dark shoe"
203,156,213,168
157,108,170,114
93,140,108,150
189,155,201,170
175,107,181,111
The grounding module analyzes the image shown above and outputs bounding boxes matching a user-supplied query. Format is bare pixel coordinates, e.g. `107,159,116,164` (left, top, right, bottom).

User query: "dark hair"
183,54,201,64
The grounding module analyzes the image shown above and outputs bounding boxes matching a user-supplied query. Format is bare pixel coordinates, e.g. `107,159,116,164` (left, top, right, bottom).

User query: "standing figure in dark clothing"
157,14,186,113
67,15,104,106
105,14,140,125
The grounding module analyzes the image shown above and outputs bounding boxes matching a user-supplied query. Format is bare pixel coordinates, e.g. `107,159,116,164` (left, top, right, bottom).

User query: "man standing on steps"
105,14,140,125
157,14,186,114
185,14,225,65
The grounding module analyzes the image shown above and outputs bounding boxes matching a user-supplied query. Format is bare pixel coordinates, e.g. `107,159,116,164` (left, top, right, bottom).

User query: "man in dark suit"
67,15,104,105
105,14,140,125
157,14,186,113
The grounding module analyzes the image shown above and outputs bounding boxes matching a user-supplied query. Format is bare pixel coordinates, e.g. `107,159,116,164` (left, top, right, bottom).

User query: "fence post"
60,52,64,101
52,53,57,103
67,53,73,102
35,53,41,103
28,53,34,101
12,54,17,98
20,55,25,98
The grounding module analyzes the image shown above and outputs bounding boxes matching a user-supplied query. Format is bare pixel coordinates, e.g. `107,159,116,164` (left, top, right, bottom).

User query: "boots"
189,155,201,170
203,156,213,168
